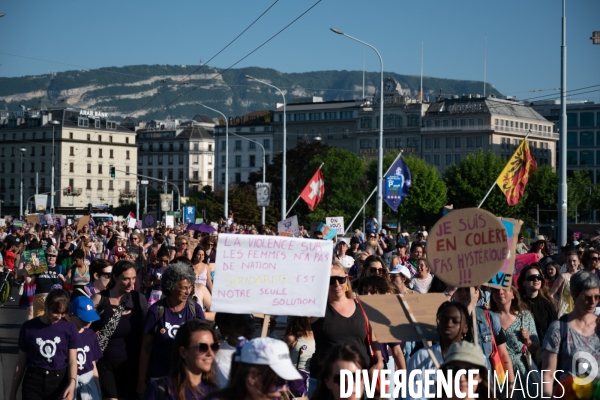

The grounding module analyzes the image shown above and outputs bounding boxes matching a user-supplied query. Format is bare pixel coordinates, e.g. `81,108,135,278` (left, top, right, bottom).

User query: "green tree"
567,169,593,221
522,165,558,224
444,151,525,218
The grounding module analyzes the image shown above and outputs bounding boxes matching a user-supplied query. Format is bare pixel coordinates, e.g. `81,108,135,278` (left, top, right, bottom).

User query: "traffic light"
109,166,116,179
67,186,71,195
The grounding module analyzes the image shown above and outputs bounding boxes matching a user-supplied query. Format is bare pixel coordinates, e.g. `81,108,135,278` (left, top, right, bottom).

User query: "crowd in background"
0,215,599,400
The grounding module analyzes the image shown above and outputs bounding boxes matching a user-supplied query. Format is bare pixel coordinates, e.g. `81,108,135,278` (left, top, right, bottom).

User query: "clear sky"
0,0,598,102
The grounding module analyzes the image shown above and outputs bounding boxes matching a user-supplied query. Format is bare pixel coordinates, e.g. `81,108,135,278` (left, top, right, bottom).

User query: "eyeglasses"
526,274,543,282
369,267,384,276
329,276,347,286
189,342,220,353
368,235,376,238
580,294,600,303
86,245,92,248
180,242,188,245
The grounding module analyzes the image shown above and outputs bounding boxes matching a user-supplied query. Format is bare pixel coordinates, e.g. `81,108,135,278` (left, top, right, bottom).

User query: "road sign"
142,212,157,228
140,180,149,185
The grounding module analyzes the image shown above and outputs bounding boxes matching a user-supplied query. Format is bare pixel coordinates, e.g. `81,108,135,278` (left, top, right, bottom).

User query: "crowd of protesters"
0,216,599,400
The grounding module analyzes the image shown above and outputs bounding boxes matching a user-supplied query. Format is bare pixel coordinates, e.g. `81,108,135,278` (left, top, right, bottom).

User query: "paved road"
0,285,25,400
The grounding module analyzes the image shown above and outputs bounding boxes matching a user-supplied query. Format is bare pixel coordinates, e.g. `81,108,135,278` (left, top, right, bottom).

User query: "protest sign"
317,223,337,240
427,208,509,287
165,215,174,228
184,206,196,223
23,249,48,275
277,215,299,235
485,218,522,290
0,219,4,227
128,218,137,229
41,214,54,226
160,193,173,211
512,253,539,289
359,293,448,343
211,235,333,317
142,213,157,228
13,220,23,227
77,216,90,232
35,194,48,211
326,217,344,234
26,215,40,224
256,182,272,207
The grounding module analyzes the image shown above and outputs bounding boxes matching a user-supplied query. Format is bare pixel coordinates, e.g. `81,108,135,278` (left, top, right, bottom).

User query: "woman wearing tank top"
308,264,384,397
192,247,213,293
69,249,90,293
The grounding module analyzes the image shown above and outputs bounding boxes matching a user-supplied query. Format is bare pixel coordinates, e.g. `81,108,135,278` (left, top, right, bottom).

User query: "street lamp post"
558,0,568,248
20,148,26,217
245,75,287,220
197,103,229,219
49,120,60,214
230,132,267,225
330,28,384,228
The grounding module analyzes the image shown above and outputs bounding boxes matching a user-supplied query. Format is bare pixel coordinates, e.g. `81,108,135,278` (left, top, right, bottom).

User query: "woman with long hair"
201,236,217,282
490,287,540,399
550,251,581,317
91,260,148,400
192,247,213,294
170,236,193,261
541,271,600,397
310,344,368,400
207,337,302,400
284,317,315,398
355,255,395,294
143,320,219,400
529,235,549,260
544,261,559,289
517,263,557,343
411,257,433,294
77,236,96,264
68,249,90,296
9,289,80,400
137,262,206,397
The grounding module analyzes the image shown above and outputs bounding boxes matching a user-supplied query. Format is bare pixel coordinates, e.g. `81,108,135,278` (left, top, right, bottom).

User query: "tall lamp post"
230,132,267,225
19,148,26,217
49,120,60,214
330,28,384,228
558,0,568,248
245,75,287,220
197,103,229,219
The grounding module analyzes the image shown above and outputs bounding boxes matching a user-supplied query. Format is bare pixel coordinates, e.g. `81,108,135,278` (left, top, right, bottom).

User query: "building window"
445,138,452,148
109,136,113,143
476,136,482,148
249,141,255,150
148,155,153,165
30,162,35,173
434,138,440,148
110,149,114,158
168,155,173,165
407,115,420,127
385,138,394,148
126,151,130,159
580,131,594,147
79,118,89,128
294,113,306,121
193,155,199,165
566,113,578,128
343,129,349,138
86,179,92,190
70,146,75,156
235,140,242,150
109,181,114,190
566,151,577,165
266,155,270,165
467,137,473,148
360,139,372,149
340,111,353,119
168,169,173,180
31,146,35,156
98,164,103,174
158,156,163,165
235,173,241,184
221,173,225,184
580,151,593,165
395,138,402,148
455,154,461,164
452,120,458,127
249,155,256,167
455,137,461,148
158,170,163,179
87,148,92,157
208,144,213,151
107,121,116,130
443,120,449,127
424,138,431,149
86,133,91,141
324,112,337,120
126,137,129,144
193,142,199,151
360,117,372,129
235,155,241,168
434,120,441,128
220,156,225,167
87,164,91,174
179,155,184,165
445,154,452,166
460,119,467,127
98,149,103,158
567,132,578,147
98,180,103,190
309,112,321,120
434,154,440,166
264,139,270,149
208,171,212,179
424,155,431,163
69,132,74,139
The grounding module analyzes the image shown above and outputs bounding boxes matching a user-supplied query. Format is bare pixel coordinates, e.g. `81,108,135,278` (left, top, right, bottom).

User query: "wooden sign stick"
260,314,270,338
396,294,440,369
470,287,479,346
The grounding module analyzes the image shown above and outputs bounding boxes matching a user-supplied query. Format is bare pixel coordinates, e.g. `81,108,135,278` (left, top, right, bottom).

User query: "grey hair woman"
541,270,600,397
137,262,206,397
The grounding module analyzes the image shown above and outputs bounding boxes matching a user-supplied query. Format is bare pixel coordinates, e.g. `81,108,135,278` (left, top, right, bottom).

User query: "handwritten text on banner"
211,235,333,317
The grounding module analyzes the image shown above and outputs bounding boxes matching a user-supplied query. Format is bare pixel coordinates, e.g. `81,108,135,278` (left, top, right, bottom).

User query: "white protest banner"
277,215,299,235
326,216,344,234
165,215,174,228
212,235,333,317
128,218,137,229
0,218,5,227
35,194,48,211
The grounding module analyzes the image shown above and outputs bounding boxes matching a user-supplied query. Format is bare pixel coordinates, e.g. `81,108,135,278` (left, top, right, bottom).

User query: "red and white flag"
127,211,136,220
300,168,325,211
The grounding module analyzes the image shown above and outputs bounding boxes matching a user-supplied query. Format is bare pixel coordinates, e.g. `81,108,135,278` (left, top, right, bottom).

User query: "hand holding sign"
427,208,509,287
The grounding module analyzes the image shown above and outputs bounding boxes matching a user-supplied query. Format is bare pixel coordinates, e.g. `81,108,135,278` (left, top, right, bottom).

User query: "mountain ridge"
0,64,502,120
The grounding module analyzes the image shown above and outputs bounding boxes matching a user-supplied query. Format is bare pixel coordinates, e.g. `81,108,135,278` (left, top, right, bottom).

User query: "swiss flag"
300,169,325,211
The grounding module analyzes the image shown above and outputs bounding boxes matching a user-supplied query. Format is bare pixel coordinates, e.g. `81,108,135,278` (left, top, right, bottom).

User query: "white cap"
390,265,411,279
237,338,302,381
336,238,347,246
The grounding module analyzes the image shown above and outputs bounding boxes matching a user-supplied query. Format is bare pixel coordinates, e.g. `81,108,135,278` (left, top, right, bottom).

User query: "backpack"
154,297,196,333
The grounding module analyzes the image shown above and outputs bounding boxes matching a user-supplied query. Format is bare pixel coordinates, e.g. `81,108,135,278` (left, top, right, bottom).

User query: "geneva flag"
495,140,537,206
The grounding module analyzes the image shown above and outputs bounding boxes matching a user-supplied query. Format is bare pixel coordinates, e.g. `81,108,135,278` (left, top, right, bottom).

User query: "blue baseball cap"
70,296,100,322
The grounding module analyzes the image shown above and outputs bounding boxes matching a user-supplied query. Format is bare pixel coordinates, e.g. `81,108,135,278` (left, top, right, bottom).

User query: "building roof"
192,114,214,123
177,125,213,140
426,96,549,122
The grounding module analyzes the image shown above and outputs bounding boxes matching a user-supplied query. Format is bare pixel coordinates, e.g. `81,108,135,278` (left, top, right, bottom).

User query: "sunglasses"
132,237,139,241
180,242,188,245
526,274,543,282
329,276,347,286
580,294,600,303
189,342,220,353
369,267,384,276
99,272,112,278
590,257,600,262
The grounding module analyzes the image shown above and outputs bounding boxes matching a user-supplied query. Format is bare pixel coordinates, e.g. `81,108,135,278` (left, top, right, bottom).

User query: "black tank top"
310,300,369,377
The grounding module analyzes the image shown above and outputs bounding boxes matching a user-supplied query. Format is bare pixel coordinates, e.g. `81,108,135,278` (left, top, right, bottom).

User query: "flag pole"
477,130,533,209
285,162,325,218
344,151,403,235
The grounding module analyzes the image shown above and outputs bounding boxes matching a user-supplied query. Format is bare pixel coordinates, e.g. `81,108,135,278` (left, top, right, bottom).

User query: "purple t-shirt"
143,301,205,377
147,265,167,290
143,376,215,400
76,328,102,375
18,318,82,370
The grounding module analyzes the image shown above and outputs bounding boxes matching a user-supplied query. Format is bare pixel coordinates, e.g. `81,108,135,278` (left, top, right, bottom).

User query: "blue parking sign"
184,206,196,223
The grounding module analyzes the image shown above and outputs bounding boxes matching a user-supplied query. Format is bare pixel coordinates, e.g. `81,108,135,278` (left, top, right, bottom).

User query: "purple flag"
383,156,412,212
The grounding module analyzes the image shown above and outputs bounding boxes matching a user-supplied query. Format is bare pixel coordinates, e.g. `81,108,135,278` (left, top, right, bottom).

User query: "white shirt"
337,255,354,270
411,274,433,294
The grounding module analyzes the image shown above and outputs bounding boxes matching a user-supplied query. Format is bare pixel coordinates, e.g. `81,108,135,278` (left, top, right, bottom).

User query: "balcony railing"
421,124,558,139
119,189,136,198
63,188,82,196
